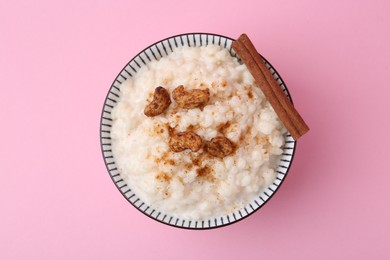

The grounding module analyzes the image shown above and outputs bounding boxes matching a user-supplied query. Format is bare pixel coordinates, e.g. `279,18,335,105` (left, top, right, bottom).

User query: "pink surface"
1,0,390,259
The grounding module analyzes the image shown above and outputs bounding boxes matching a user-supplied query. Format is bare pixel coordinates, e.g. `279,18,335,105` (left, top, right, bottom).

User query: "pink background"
1,0,389,259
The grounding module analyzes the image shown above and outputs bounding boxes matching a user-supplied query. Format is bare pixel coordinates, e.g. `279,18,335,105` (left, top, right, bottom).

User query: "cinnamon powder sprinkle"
184,163,194,170
191,157,201,167
216,121,231,135
154,151,176,166
166,123,175,137
165,159,176,166
156,172,172,182
247,90,253,99
196,165,215,182
186,124,199,132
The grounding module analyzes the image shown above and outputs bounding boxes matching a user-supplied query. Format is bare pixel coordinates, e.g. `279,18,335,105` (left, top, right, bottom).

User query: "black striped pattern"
100,33,296,230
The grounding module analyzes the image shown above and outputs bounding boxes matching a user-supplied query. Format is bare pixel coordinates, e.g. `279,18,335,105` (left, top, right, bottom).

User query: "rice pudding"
111,44,287,220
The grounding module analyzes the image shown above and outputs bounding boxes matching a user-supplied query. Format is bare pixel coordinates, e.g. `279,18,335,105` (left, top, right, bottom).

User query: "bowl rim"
100,32,297,230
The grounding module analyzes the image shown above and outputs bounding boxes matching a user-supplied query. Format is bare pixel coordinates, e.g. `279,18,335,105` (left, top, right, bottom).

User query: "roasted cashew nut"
172,85,210,109
207,136,234,158
144,87,171,117
169,131,202,152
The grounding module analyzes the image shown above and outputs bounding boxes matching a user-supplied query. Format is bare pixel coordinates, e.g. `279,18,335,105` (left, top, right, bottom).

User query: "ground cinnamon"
232,34,309,140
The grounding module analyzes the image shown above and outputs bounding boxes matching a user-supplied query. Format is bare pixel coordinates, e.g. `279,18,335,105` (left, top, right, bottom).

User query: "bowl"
100,33,296,229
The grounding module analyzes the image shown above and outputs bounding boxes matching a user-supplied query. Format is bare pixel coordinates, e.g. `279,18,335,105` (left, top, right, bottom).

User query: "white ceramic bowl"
100,33,296,229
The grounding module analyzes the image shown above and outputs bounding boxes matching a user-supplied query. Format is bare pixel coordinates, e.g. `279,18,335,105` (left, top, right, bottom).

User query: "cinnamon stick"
232,34,309,140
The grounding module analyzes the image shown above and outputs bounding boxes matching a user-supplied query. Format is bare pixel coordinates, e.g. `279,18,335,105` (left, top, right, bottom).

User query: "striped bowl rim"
100,33,297,229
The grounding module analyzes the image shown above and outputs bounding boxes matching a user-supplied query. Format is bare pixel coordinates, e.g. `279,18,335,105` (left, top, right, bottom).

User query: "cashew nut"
172,85,210,109
169,131,202,152
207,136,234,158
144,87,171,117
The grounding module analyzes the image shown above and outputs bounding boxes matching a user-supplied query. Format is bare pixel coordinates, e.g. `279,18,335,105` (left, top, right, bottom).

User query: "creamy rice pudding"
111,44,286,220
